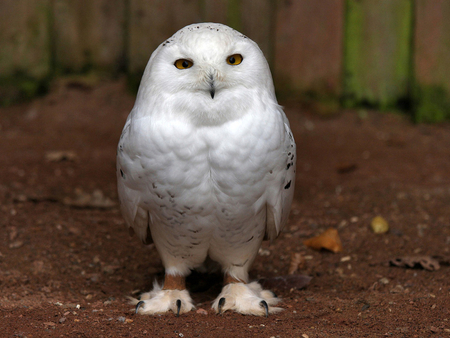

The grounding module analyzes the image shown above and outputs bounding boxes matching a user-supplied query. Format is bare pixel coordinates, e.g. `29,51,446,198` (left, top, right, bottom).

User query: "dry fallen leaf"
45,150,78,162
390,256,440,271
303,228,343,253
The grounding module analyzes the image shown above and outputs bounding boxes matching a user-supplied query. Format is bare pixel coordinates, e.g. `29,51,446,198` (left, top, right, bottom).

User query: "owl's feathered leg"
131,274,195,316
211,272,282,316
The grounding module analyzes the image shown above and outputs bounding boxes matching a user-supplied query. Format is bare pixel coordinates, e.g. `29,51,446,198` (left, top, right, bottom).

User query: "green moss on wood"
343,0,413,110
414,85,450,123
0,73,49,106
227,0,242,32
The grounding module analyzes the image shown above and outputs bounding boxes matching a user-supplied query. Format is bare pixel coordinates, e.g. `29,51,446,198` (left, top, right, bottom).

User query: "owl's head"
135,23,277,125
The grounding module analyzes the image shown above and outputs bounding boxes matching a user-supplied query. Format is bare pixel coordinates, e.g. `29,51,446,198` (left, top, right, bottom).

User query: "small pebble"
9,240,24,249
379,277,389,285
390,285,404,294
9,227,18,241
430,326,439,333
196,308,208,315
117,316,126,323
258,248,270,256
59,317,66,324
370,216,389,234
44,322,56,327
102,265,119,274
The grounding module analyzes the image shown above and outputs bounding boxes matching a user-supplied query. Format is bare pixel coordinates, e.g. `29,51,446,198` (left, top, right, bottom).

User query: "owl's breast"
118,108,285,224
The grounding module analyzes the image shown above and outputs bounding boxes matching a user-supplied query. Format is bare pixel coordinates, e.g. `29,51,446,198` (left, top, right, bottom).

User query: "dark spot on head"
269,170,273,174
284,180,291,189
120,169,125,178
286,163,291,170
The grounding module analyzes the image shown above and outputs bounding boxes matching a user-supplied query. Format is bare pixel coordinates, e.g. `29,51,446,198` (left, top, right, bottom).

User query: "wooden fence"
1,0,449,122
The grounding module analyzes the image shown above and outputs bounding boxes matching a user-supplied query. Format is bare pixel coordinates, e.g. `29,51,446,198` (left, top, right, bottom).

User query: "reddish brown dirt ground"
1,79,449,337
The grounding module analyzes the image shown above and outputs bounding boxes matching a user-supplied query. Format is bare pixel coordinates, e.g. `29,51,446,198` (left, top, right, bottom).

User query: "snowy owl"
117,23,296,316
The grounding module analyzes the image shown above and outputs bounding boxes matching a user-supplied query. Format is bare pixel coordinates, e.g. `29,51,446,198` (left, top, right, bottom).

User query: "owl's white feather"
117,23,296,315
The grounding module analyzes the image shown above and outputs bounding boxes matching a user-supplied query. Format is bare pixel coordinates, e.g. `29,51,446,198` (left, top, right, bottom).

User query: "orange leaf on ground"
303,228,343,253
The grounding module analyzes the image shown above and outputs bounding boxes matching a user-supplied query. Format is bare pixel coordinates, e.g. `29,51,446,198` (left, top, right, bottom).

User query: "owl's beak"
208,73,215,99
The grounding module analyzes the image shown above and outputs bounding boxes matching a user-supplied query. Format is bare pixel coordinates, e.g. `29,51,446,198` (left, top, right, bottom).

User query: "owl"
117,23,296,316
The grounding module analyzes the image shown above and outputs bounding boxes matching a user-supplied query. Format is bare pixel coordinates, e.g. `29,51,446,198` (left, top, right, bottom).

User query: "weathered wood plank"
240,0,275,63
201,0,228,24
414,0,450,122
201,0,274,61
52,0,126,74
128,0,202,74
0,0,51,79
274,0,344,98
344,0,413,108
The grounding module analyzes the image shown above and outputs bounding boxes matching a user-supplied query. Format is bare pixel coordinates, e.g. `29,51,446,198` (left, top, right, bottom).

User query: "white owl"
117,23,296,316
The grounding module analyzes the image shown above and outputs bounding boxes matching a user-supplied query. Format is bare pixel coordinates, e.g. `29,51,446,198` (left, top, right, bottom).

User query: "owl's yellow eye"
174,59,193,69
226,54,243,65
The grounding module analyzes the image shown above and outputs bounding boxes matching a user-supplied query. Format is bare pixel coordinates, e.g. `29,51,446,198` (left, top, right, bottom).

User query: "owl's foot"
212,281,282,316
131,276,194,316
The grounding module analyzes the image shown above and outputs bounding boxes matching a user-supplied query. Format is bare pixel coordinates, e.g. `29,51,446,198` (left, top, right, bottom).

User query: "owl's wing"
117,176,153,244
265,113,296,241
117,118,153,244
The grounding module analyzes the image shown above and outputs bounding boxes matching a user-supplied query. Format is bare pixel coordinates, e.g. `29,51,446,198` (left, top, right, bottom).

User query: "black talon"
260,300,269,317
135,300,145,314
218,297,226,314
176,299,182,317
